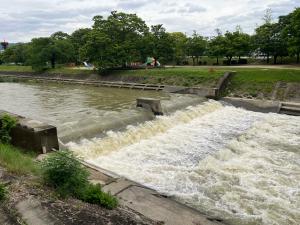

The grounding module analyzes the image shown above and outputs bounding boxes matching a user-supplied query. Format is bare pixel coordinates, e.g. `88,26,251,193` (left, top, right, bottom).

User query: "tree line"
0,8,299,71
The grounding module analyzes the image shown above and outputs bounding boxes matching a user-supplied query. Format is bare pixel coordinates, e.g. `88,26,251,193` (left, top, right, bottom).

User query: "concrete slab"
102,179,138,195
117,186,223,225
16,197,63,225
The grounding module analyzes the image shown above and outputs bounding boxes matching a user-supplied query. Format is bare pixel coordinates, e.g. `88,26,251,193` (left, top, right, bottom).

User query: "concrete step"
280,108,300,116
280,101,300,115
281,102,300,108
102,179,223,225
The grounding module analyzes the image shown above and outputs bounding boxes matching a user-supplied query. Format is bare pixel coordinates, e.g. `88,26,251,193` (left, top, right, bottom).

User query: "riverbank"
0,144,157,225
1,65,300,101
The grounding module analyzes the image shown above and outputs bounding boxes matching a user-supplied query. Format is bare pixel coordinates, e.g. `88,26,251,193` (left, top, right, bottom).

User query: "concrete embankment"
0,110,59,153
86,162,224,225
0,71,236,99
222,97,300,116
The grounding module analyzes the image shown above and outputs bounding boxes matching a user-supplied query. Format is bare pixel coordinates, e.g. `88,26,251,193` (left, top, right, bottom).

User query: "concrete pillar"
136,98,163,116
0,111,59,153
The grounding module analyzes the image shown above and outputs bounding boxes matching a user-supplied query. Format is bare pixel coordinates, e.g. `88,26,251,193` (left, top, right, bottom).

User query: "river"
1,82,299,225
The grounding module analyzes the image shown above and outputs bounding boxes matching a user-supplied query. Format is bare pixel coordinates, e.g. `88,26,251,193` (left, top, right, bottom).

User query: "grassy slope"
1,65,300,93
0,144,40,175
227,68,300,97
110,68,226,87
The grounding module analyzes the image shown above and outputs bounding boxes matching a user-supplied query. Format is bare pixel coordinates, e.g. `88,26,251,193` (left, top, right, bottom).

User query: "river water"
1,82,299,225
69,101,300,225
0,82,203,142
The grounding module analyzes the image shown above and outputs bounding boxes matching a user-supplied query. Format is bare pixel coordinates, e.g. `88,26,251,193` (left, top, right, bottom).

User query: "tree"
80,30,117,71
1,43,29,65
186,31,207,65
170,32,188,65
92,11,149,67
28,36,75,70
208,30,225,65
141,24,175,65
71,28,92,63
280,8,300,63
254,22,288,64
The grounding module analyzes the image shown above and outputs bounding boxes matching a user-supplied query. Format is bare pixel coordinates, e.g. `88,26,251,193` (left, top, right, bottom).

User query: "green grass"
111,67,226,87
0,65,33,72
0,144,40,175
227,68,300,98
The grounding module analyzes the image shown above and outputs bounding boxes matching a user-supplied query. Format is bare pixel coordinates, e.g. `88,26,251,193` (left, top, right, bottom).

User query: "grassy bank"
0,144,39,175
1,65,300,98
226,68,300,98
110,67,226,87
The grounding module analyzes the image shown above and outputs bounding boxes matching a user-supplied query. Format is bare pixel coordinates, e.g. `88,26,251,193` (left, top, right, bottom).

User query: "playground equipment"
142,57,161,67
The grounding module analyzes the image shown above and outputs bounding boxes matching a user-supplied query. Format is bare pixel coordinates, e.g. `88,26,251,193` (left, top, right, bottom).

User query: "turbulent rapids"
68,101,300,225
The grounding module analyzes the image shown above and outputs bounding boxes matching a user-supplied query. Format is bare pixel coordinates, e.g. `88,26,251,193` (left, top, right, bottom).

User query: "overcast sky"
0,0,299,42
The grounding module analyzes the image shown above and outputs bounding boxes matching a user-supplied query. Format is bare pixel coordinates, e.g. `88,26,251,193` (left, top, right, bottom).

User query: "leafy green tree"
254,22,288,64
71,28,92,63
51,31,70,40
1,43,30,65
142,24,175,65
80,30,117,71
29,36,75,70
187,31,207,65
208,30,225,65
92,11,149,66
170,32,188,65
280,8,300,63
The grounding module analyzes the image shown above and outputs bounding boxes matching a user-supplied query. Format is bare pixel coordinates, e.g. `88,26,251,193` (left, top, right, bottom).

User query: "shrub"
41,150,118,209
0,183,7,201
0,114,17,144
41,151,89,197
80,184,118,209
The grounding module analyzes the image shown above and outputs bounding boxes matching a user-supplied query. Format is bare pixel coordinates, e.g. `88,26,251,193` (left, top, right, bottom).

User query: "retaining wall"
0,111,59,153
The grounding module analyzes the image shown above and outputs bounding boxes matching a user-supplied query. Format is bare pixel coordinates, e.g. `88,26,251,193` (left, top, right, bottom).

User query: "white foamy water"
68,101,300,225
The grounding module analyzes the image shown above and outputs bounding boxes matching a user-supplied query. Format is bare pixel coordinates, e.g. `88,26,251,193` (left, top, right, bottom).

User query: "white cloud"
0,0,298,42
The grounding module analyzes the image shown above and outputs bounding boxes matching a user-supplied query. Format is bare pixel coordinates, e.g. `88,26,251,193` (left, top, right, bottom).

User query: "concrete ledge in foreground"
0,110,59,153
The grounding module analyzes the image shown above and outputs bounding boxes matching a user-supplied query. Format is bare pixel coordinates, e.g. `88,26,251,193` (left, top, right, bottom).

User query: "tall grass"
0,144,40,175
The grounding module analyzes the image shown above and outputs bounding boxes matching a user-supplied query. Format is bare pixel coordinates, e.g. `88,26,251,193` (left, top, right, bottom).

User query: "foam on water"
68,101,300,225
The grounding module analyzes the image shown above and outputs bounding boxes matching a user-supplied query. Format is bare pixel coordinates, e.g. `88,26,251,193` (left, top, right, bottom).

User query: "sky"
0,0,299,42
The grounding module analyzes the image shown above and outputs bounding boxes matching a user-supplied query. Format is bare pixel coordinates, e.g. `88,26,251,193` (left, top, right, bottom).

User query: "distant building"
0,41,9,52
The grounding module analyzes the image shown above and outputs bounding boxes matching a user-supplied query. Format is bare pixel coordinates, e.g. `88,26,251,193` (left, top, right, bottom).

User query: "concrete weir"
0,111,59,153
136,98,163,115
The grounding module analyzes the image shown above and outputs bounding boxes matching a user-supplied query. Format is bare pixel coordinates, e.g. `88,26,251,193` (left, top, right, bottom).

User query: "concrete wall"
222,97,281,113
137,98,163,115
0,111,59,153
214,72,235,99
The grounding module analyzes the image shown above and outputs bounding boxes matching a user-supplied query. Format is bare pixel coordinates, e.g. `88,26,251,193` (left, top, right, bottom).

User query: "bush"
80,184,118,209
0,114,17,144
41,151,118,209
0,183,7,201
41,151,89,197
